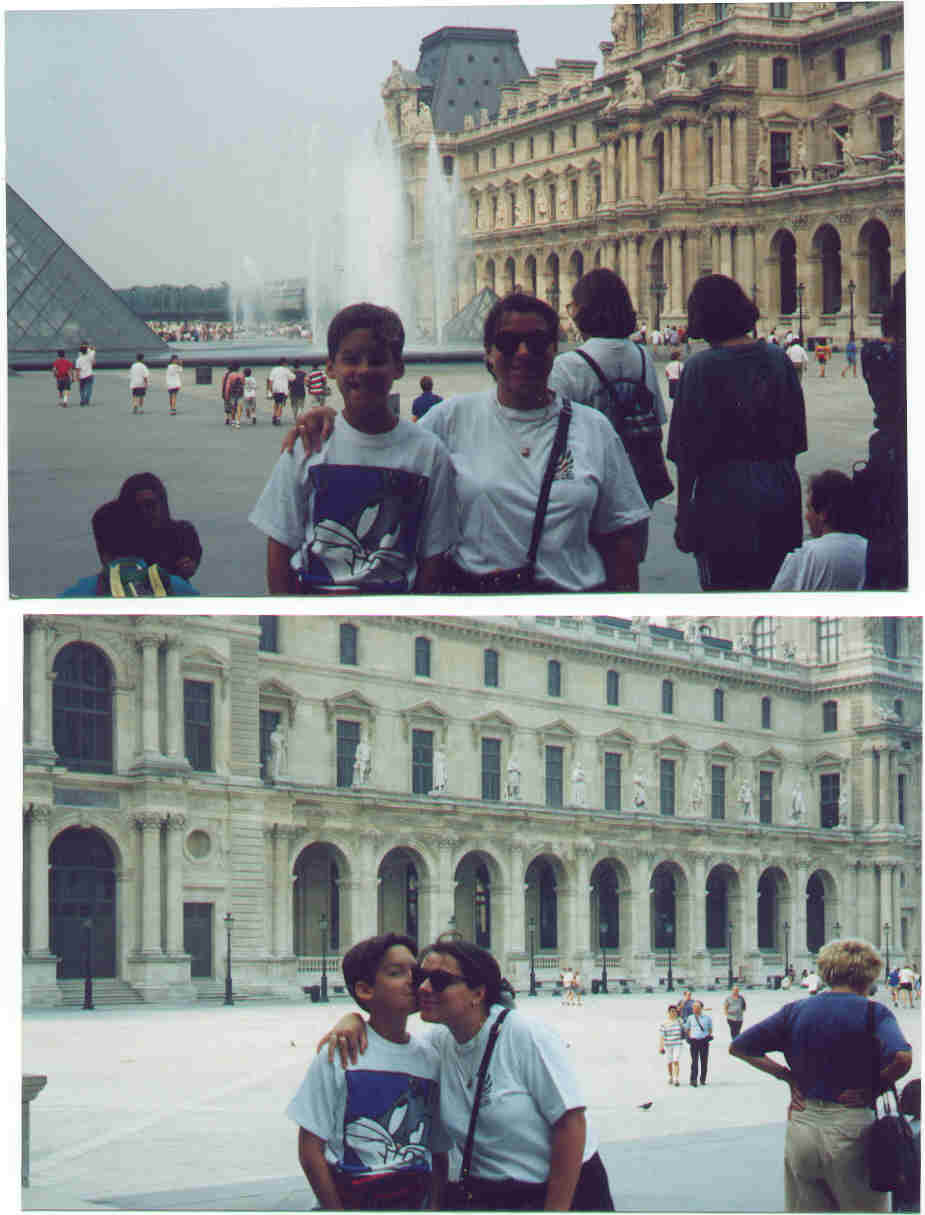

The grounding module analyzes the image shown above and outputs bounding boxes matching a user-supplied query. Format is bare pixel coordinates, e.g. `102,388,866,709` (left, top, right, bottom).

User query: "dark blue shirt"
412,391,442,420
733,993,910,1102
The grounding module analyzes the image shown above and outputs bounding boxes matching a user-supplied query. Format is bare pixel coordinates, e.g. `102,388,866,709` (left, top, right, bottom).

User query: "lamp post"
653,281,667,334
82,917,95,1011
833,920,842,941
797,281,805,344
223,912,235,1006
884,922,891,975
751,283,759,339
728,919,734,987
600,921,609,995
320,912,329,1003
446,913,462,942
783,919,791,975
847,279,856,342
528,915,537,997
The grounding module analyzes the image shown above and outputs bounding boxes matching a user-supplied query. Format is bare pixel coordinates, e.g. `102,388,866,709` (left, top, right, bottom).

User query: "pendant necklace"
495,392,553,458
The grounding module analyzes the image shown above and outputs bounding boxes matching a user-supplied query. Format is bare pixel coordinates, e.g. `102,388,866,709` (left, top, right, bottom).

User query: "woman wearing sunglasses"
323,938,613,1211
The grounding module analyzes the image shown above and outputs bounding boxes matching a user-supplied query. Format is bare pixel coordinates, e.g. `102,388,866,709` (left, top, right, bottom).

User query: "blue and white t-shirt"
250,415,458,592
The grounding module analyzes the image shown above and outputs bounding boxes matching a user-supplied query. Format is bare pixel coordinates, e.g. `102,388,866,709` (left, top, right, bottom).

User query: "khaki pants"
785,1100,887,1212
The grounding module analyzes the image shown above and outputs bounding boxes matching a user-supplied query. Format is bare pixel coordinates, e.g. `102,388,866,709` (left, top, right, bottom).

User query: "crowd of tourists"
146,319,314,344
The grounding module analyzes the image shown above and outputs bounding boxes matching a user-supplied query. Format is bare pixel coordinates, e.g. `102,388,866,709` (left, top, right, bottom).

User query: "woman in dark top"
115,473,202,579
730,938,912,1212
668,275,807,590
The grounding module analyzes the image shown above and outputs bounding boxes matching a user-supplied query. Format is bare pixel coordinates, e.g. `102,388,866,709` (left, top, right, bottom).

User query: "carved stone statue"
505,754,522,801
431,748,448,794
892,117,904,162
739,780,754,818
690,775,704,816
623,69,645,104
571,762,588,808
718,59,737,82
663,56,690,92
791,784,806,823
353,736,372,787
632,771,648,812
838,788,849,828
754,154,770,188
632,615,649,633
876,704,902,723
383,59,404,94
796,128,810,179
610,6,630,49
782,640,797,662
734,634,750,654
831,126,857,175
269,724,287,782
685,622,700,644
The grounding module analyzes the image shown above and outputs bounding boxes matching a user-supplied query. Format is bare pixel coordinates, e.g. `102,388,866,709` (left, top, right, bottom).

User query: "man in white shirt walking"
786,338,808,382
76,341,96,406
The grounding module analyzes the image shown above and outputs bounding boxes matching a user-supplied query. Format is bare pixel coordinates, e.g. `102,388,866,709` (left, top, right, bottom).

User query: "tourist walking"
668,274,807,590
684,1000,713,1086
664,350,684,401
267,357,294,426
307,362,328,405
730,938,912,1212
290,361,307,419
659,1004,684,1087
786,338,808,383
815,340,832,377
842,336,858,378
412,375,442,420
724,985,746,1040
129,353,149,413
242,366,257,423
52,349,74,406
75,341,96,405
770,470,867,591
898,963,915,1008
165,355,182,414
888,966,901,1007
222,362,245,427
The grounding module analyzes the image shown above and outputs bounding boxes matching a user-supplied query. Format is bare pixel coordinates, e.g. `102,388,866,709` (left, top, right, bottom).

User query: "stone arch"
525,851,567,957
768,228,798,316
49,825,119,979
705,861,743,959
565,249,584,301
292,840,350,955
524,253,538,296
378,844,431,949
503,257,516,295
484,258,496,295
757,865,791,955
806,867,839,953
52,641,116,774
453,849,504,951
857,218,892,317
590,857,630,952
812,223,843,316
544,252,561,314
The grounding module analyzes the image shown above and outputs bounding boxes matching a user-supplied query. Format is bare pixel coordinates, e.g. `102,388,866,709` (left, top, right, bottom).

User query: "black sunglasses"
492,330,554,357
412,966,467,993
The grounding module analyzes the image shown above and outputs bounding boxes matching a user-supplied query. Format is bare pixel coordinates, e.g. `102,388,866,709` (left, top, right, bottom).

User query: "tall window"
548,660,562,697
673,4,685,34
481,738,501,801
880,34,892,71
759,771,773,824
490,146,497,168
474,150,480,173
569,124,577,148
411,729,434,794
753,617,775,658
817,618,841,663
545,745,564,808
52,643,113,774
761,697,772,729
820,772,840,829
528,136,534,159
660,759,676,816
606,670,620,706
339,623,358,665
770,131,791,186
548,130,556,154
883,618,899,658
711,765,726,820
662,679,674,714
772,58,789,90
833,47,846,82
878,116,895,154
604,752,622,812
713,689,725,722
822,700,838,733
898,773,906,826
509,141,515,164
570,178,578,218
184,680,213,772
259,709,281,782
258,617,279,652
769,2,792,15
336,719,360,788
414,636,431,677
634,5,646,46
484,648,499,687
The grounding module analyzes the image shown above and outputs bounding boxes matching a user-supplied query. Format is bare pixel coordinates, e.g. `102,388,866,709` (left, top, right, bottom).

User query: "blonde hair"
816,938,882,991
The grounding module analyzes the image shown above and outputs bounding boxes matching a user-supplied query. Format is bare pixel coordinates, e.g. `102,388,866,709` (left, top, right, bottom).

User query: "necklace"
453,1015,489,1088
494,391,554,458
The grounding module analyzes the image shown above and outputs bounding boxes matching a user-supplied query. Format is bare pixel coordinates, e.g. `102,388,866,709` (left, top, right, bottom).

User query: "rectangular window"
528,189,536,224
759,771,773,824
481,738,501,801
545,745,564,808
336,719,360,788
673,4,685,34
415,636,431,677
817,618,841,663
880,35,892,71
339,623,358,665
898,773,906,826
772,57,788,90
548,130,556,154
833,47,846,82
883,618,899,657
528,136,535,159
474,150,480,173
491,196,498,228
258,617,279,652
820,772,840,829
548,660,562,697
570,178,578,219
713,689,725,722
823,700,838,733
604,752,622,812
662,680,674,714
711,765,726,820
761,697,772,730
770,130,791,186
259,709,281,783
660,759,676,816
509,192,516,225
484,649,499,687
606,670,620,706
769,2,792,15
569,124,577,148
184,680,213,772
490,146,497,168
509,141,515,164
412,729,434,794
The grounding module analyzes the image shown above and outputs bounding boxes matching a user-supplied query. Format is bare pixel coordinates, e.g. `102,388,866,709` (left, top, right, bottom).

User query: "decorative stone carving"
718,60,737,82
876,704,902,723
796,127,810,179
782,640,797,662
892,117,904,163
690,775,704,817
684,622,700,644
632,771,648,812
352,736,372,787
623,69,645,104
505,754,522,801
739,781,754,818
830,126,857,175
610,6,630,51
790,785,806,823
734,635,749,654
430,748,448,794
570,762,588,808
662,57,691,92
269,724,287,782
838,788,849,828
754,154,769,188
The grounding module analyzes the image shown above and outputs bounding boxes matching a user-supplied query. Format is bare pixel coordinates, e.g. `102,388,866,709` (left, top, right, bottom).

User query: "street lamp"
783,920,791,975
320,912,329,1003
847,279,856,342
653,281,667,334
728,919,734,987
797,282,805,344
445,913,462,942
833,920,842,941
884,922,891,975
223,912,235,1006
82,917,95,1011
600,920,609,995
528,915,537,997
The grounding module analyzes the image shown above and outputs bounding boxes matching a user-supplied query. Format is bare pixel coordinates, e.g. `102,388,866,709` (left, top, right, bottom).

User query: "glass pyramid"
7,186,169,368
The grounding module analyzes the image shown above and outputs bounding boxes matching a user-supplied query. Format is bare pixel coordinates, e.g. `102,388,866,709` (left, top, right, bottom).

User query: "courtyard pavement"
20,985,920,1211
9,354,877,597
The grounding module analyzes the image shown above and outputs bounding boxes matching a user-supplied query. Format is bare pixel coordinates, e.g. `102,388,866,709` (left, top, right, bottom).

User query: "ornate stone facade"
22,614,921,1006
390,3,904,339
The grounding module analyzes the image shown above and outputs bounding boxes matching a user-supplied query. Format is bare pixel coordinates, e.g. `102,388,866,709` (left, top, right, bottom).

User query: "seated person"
250,303,457,593
60,501,199,597
771,470,867,591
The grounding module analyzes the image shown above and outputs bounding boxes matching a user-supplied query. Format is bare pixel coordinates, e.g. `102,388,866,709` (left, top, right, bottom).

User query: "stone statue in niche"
739,781,754,818
505,754,522,801
431,748,448,794
632,771,648,811
623,69,645,104
690,774,705,816
353,736,372,787
791,784,806,823
269,724,287,782
571,762,588,808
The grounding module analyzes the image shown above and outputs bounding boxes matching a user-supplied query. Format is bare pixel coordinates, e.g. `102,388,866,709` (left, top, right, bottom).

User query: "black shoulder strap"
460,1008,511,1184
526,402,571,570
575,344,646,391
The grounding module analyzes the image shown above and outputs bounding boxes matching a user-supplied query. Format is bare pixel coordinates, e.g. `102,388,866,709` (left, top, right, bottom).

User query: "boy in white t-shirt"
129,354,149,414
286,933,448,1210
771,469,867,590
242,366,258,424
267,358,295,426
250,303,457,593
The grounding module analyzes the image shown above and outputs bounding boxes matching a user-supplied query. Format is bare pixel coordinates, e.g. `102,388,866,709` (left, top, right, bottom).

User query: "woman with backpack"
547,268,673,564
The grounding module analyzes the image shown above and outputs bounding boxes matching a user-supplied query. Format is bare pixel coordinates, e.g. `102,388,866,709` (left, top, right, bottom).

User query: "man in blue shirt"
685,1000,713,1087
411,376,442,421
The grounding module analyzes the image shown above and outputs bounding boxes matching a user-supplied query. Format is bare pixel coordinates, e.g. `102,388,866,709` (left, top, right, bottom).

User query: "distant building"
387,3,904,340
23,614,921,1006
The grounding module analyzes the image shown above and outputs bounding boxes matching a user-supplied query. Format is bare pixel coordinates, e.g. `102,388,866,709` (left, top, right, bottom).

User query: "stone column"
719,226,733,278
572,841,593,963
743,859,760,961
735,110,748,189
710,115,720,186
164,638,184,762
27,622,54,759
671,121,683,192
670,230,685,314
627,130,640,199
880,865,896,942
863,748,878,827
602,140,617,206
27,805,53,956
721,113,734,186
214,672,230,776
794,862,809,962
690,855,707,957
437,838,456,936
165,813,186,955
136,813,163,954
137,635,161,760
632,852,652,964
626,236,641,315
740,227,757,304
880,748,896,825
856,861,877,944
272,826,291,956
355,831,381,941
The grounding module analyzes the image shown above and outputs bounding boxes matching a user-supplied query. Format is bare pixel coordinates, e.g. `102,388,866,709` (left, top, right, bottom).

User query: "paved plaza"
21,985,920,1211
9,353,877,598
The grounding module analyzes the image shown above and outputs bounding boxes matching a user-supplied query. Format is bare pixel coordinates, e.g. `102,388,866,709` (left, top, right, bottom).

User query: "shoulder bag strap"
459,1008,512,1185
525,401,572,570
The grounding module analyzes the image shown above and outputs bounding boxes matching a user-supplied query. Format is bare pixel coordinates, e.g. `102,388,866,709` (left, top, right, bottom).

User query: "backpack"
97,558,172,597
575,347,674,505
226,372,244,400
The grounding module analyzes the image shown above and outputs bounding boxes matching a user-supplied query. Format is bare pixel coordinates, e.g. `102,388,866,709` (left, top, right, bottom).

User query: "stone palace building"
385,3,904,339
22,614,920,1006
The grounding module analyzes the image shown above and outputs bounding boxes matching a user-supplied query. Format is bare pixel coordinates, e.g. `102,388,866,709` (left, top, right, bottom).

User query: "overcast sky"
6,4,612,288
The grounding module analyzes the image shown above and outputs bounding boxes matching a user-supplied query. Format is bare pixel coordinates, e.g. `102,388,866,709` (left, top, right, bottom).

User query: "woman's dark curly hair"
420,936,504,1010
686,274,759,344
570,268,637,338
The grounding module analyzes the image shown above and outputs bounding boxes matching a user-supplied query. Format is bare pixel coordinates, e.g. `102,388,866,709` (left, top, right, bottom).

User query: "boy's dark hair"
419,937,503,1009
136,353,144,361
420,375,433,391
92,500,130,563
483,293,559,352
686,274,759,344
809,469,858,533
570,269,637,338
342,932,417,1008
327,303,405,363
228,361,240,372
243,366,252,376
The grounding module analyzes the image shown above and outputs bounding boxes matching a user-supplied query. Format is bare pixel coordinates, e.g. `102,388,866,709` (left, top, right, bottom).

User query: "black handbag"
865,1002,918,1194
445,1009,511,1209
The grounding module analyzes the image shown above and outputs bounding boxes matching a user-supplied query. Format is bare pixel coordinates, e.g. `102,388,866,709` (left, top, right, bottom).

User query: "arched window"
706,873,729,949
806,873,825,952
757,872,777,949
53,643,113,773
406,864,419,948
598,868,620,948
